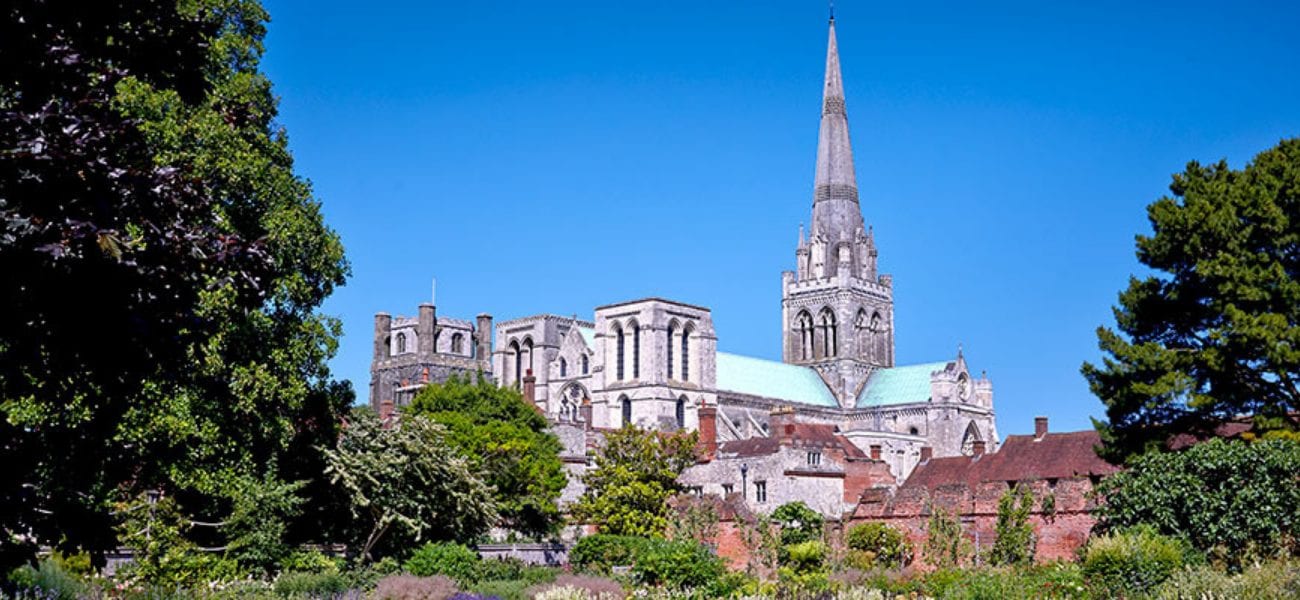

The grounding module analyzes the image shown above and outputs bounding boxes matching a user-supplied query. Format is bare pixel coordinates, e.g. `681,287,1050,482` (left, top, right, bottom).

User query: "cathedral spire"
811,18,864,247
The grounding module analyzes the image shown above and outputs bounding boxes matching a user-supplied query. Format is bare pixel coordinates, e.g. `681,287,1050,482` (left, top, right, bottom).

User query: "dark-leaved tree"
0,0,349,571
1083,138,1300,463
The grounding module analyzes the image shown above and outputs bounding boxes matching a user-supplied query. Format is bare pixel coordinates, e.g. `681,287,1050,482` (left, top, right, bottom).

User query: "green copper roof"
577,326,595,349
856,361,951,408
715,352,838,408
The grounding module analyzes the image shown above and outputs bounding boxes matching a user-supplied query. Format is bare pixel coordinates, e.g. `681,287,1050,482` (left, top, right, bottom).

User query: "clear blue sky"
260,0,1300,436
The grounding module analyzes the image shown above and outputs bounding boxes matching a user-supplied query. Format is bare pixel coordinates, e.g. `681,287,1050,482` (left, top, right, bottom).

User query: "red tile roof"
903,430,1119,490
717,423,867,459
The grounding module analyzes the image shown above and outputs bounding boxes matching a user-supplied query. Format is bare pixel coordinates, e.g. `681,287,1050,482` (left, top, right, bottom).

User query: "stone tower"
781,17,895,408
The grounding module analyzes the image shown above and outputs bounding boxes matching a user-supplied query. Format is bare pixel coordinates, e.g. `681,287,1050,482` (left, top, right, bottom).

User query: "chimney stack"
579,396,593,430
769,406,796,444
1035,416,1049,440
475,313,493,361
378,398,395,428
870,444,882,461
697,401,718,461
972,440,986,456
920,446,933,462
522,369,537,407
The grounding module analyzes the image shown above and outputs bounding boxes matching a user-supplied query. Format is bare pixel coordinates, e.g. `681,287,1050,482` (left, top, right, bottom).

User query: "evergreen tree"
1083,138,1300,462
0,0,349,570
571,426,698,537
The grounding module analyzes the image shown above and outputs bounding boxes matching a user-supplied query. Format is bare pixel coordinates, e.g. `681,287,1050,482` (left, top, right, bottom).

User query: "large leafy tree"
1083,138,1300,462
323,409,496,562
407,375,566,538
571,426,698,537
0,0,349,570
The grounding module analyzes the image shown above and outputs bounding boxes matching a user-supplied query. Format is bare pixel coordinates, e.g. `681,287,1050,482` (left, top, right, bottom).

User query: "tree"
771,501,825,547
323,409,496,562
845,521,911,569
407,374,566,538
924,503,967,569
989,484,1036,566
0,0,350,570
1082,138,1300,462
1096,438,1300,566
571,425,698,537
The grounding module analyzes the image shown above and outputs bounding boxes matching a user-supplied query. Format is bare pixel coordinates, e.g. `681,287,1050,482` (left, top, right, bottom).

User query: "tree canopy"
407,374,566,538
0,0,349,570
1083,138,1300,462
571,425,698,537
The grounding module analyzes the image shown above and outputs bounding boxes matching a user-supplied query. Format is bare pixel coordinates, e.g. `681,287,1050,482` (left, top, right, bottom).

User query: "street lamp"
740,463,749,500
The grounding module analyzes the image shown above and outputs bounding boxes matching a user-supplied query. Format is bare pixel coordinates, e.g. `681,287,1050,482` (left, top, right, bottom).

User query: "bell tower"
781,16,895,408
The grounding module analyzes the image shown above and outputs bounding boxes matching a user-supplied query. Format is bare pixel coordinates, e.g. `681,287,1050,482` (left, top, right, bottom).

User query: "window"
820,308,837,358
722,484,734,496
681,326,691,381
666,323,676,378
807,451,822,466
909,426,919,436
796,311,813,360
620,396,632,427
582,354,589,375
689,486,703,497
755,481,767,503
615,325,625,380
510,340,522,389
396,332,407,354
675,396,686,429
560,357,567,378
632,323,640,379
451,333,463,354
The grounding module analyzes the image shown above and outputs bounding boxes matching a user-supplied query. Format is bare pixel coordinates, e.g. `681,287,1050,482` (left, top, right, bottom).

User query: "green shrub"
777,540,830,594
920,563,1087,600
844,522,911,569
469,578,532,600
989,485,1036,566
404,542,481,583
278,550,342,575
475,557,556,586
273,571,350,597
771,501,824,546
631,538,725,590
569,535,650,575
6,559,90,600
1157,559,1300,600
1082,525,1195,597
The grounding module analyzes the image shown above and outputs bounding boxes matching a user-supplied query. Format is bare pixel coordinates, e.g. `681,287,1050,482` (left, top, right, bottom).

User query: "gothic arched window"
614,324,625,381
509,340,522,389
631,320,640,379
560,357,567,378
819,308,838,358
620,395,632,427
676,396,687,430
961,422,983,456
666,321,677,379
681,324,692,382
396,332,407,354
582,354,589,375
451,333,464,354
796,311,814,360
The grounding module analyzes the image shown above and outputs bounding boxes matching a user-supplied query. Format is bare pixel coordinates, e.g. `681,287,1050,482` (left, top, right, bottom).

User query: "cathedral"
369,18,999,516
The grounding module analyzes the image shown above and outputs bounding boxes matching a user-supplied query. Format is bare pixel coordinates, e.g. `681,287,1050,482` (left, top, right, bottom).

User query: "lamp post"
740,463,749,501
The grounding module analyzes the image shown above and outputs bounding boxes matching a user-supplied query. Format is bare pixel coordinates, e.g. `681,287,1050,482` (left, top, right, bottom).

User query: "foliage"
278,549,342,575
113,492,250,587
990,485,1036,566
570,426,698,537
920,563,1088,600
631,538,725,590
923,504,967,569
735,512,780,578
372,574,460,600
771,501,824,547
272,570,349,597
474,557,556,587
844,522,911,569
1081,525,1195,598
569,535,650,575
777,540,830,593
665,495,720,546
526,574,624,600
409,375,566,538
1082,138,1300,461
1096,438,1300,565
324,409,496,561
404,542,482,584
6,559,91,600
1157,558,1300,600
0,0,352,572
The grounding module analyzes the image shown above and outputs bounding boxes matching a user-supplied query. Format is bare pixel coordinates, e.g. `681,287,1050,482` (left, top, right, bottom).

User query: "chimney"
1035,416,1048,440
920,446,933,462
522,369,537,407
870,444,882,461
378,398,395,428
579,396,593,430
374,312,393,360
697,401,718,461
769,406,796,445
417,303,436,356
972,440,986,456
475,313,493,361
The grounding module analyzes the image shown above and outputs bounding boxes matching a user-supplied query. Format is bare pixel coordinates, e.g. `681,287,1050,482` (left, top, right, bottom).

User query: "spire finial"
829,0,835,23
